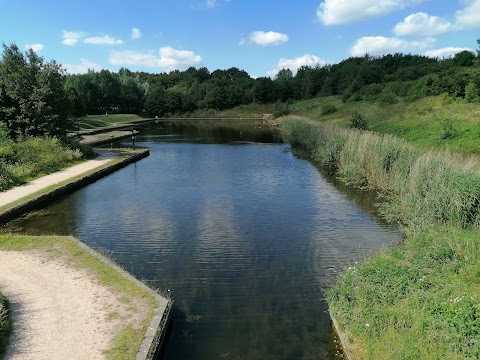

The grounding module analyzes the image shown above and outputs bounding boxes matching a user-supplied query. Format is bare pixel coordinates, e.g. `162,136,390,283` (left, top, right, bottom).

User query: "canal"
3,121,402,359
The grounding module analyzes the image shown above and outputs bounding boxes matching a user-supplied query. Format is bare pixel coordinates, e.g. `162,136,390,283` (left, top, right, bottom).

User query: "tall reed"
283,117,480,230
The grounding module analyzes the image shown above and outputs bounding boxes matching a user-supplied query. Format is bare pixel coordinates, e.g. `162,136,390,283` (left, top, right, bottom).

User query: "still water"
4,121,402,359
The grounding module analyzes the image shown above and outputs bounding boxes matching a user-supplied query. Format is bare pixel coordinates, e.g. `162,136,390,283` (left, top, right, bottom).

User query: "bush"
65,136,96,159
377,90,398,106
0,293,11,355
320,103,338,115
440,118,457,140
0,137,83,191
273,100,290,118
349,112,368,130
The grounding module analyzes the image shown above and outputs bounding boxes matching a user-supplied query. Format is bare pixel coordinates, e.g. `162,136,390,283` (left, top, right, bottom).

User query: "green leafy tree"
0,44,72,139
144,83,166,116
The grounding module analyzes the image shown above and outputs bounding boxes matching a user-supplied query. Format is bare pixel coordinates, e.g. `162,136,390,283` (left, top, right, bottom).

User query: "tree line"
1,41,480,140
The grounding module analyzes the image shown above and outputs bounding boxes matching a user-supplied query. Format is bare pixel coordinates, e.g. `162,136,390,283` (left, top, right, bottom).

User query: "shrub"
440,118,457,140
320,103,338,115
0,293,11,355
349,112,368,130
377,90,398,106
273,100,290,118
65,136,96,159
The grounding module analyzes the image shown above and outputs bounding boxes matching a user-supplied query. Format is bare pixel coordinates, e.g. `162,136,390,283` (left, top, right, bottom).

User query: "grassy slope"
0,235,158,360
77,114,146,130
290,95,480,157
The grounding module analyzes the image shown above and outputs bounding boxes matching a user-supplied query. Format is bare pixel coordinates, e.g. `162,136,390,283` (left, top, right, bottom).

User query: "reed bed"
283,117,480,230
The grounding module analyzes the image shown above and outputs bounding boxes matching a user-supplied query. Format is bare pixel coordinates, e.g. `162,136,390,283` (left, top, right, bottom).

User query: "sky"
1,0,479,78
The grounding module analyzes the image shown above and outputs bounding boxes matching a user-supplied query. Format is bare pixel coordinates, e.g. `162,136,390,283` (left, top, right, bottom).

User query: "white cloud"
25,43,44,53
317,0,426,25
63,59,103,74
62,31,83,46
393,12,453,36
205,0,230,8
109,47,203,71
207,0,217,8
455,0,480,28
244,31,289,46
424,47,474,59
131,28,142,40
351,36,435,56
268,54,328,77
84,35,124,45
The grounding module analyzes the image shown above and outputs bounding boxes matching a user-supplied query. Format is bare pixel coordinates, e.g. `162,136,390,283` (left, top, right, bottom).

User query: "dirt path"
0,249,134,360
0,151,117,209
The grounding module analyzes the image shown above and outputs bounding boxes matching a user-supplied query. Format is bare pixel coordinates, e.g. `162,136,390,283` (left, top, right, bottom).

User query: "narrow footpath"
0,150,116,209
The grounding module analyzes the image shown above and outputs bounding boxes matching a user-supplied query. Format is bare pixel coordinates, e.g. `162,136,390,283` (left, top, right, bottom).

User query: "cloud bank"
109,47,203,71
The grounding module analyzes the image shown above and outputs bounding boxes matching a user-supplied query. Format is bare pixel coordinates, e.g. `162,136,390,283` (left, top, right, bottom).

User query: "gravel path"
0,151,116,209
0,249,135,360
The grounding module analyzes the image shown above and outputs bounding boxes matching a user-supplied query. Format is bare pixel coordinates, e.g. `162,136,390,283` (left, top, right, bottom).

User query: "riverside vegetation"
283,118,480,359
0,291,10,357
0,123,93,192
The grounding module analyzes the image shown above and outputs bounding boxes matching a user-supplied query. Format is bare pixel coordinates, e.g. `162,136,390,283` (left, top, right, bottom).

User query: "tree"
0,43,72,139
144,83,166,116
452,50,475,67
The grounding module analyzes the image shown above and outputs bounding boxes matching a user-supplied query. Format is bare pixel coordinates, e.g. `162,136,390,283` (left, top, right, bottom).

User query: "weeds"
0,292,11,356
0,137,87,191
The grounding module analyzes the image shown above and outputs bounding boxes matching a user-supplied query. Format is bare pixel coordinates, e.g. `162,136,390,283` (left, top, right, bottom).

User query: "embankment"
0,149,149,224
283,117,480,359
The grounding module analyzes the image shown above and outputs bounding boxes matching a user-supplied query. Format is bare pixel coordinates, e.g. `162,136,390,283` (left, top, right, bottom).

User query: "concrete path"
0,151,117,209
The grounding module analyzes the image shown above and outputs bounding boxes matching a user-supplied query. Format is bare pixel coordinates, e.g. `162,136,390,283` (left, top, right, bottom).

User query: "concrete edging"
65,236,172,360
0,149,150,225
330,314,356,360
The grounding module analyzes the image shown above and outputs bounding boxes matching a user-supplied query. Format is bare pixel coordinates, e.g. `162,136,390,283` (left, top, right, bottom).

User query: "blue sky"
1,0,479,77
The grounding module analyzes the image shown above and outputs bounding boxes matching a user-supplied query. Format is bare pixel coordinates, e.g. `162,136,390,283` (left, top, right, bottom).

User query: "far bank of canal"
2,121,402,359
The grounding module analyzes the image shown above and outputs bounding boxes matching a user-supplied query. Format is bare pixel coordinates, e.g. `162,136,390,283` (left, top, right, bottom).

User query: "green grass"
0,137,90,192
282,118,480,359
289,95,480,157
184,102,274,118
327,226,480,360
0,235,158,360
0,148,147,214
0,292,11,358
78,114,146,130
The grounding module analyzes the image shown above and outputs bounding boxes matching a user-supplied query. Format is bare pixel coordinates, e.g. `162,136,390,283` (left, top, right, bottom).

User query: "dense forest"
1,41,480,140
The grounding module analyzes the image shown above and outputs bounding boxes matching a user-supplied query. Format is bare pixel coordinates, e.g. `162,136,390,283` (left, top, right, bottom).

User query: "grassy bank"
289,95,480,157
283,118,480,359
0,148,147,214
78,114,146,130
0,292,10,357
0,235,158,360
0,137,93,192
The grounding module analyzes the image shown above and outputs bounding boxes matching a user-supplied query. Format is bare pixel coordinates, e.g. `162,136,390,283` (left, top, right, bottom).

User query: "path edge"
65,236,172,360
0,149,149,225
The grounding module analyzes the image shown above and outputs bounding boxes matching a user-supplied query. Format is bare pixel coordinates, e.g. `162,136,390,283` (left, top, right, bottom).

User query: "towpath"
0,151,116,209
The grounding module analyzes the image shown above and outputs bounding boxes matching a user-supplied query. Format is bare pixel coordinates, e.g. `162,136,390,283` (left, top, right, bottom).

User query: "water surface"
3,121,402,359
